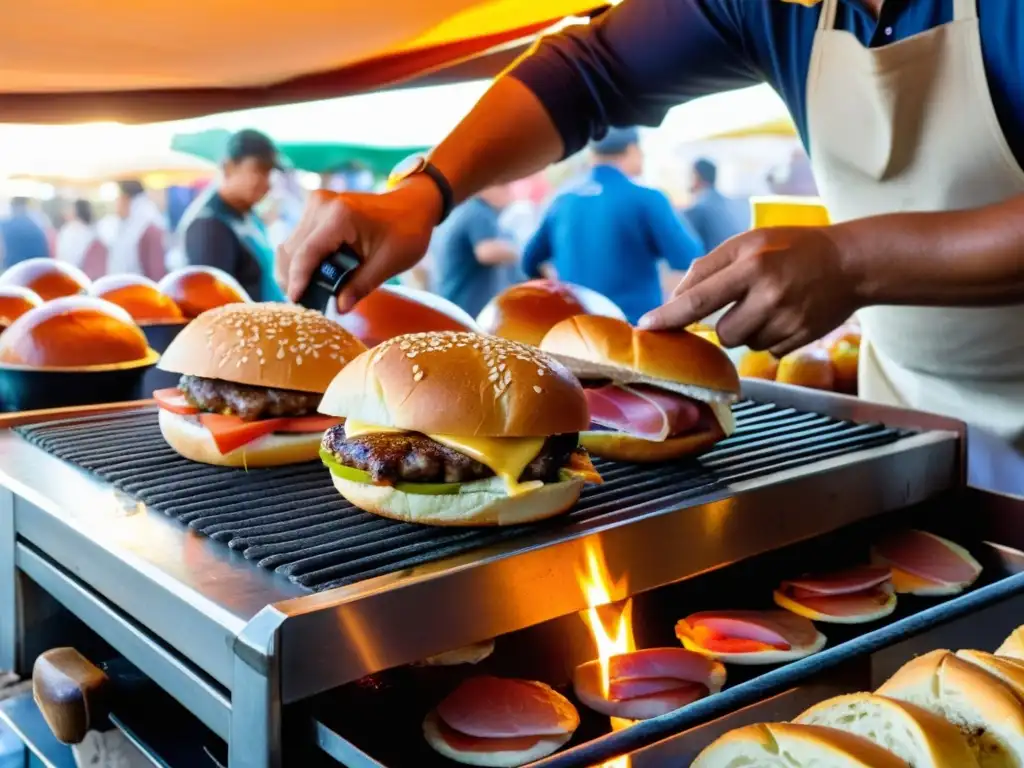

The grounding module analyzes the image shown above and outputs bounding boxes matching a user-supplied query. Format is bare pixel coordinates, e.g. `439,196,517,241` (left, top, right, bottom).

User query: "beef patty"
179,374,322,421
322,427,581,485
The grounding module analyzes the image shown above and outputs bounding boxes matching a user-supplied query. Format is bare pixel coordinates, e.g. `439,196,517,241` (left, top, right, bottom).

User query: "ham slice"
677,611,827,664
608,676,692,701
436,677,579,739
607,648,725,688
786,587,895,619
872,530,981,589
584,384,700,441
433,716,548,753
782,566,892,598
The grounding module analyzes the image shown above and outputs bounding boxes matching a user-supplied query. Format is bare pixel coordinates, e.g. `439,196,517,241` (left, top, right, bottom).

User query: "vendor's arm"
639,199,1024,356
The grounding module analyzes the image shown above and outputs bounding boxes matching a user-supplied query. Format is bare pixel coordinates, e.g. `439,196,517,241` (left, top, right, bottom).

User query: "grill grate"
14,402,909,592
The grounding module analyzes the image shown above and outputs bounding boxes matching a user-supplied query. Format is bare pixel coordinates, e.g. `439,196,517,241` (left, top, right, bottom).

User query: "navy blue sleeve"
185,217,238,273
508,0,764,157
644,190,704,270
522,213,553,278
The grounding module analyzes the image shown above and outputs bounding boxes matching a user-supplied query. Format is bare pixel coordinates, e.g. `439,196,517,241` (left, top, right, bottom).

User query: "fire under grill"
14,400,909,592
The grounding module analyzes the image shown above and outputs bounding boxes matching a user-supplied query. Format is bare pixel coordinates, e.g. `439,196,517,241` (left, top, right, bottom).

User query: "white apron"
807,0,1024,495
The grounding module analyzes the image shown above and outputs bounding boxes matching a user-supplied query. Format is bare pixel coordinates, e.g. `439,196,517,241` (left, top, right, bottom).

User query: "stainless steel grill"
12,401,908,591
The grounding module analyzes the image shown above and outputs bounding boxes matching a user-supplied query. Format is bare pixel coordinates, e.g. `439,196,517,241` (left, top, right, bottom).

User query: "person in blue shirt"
682,158,750,253
523,128,702,323
0,198,50,267
280,0,1024,495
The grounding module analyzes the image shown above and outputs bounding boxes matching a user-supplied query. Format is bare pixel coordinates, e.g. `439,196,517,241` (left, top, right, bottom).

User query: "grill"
13,401,907,592
0,382,964,768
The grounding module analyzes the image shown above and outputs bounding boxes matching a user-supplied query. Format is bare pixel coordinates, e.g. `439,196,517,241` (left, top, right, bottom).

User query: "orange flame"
577,541,635,767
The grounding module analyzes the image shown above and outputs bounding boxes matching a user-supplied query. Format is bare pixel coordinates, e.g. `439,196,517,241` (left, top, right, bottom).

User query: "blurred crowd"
0,126,814,325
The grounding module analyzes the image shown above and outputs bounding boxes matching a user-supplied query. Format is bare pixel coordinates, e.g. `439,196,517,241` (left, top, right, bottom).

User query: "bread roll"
997,626,1024,663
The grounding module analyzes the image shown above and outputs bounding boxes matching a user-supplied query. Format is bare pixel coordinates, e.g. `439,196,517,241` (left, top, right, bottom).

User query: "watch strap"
418,161,454,225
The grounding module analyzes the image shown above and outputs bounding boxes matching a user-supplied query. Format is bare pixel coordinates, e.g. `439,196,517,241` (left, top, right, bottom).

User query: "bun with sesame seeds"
317,331,603,526
153,303,368,466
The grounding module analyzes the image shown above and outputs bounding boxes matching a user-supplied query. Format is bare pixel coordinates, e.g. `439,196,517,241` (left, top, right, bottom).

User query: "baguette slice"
876,650,1024,768
796,693,978,768
693,722,909,768
997,626,1024,662
956,649,1024,702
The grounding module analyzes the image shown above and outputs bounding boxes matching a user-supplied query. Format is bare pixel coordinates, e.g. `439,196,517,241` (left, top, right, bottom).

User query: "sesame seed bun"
158,409,324,467
693,723,908,768
0,258,90,301
796,693,979,768
157,266,251,319
876,649,1024,767
539,315,740,403
319,331,590,437
91,274,183,324
476,280,625,347
158,303,367,393
0,286,42,329
0,296,153,368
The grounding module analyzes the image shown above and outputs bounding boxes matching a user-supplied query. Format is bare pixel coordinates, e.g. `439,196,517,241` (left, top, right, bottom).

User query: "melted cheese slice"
344,420,546,497
710,402,736,436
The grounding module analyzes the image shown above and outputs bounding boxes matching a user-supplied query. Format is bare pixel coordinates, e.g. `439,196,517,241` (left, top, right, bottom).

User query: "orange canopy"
0,0,606,123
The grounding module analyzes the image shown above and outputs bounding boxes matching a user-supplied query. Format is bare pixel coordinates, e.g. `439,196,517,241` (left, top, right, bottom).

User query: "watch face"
387,154,428,189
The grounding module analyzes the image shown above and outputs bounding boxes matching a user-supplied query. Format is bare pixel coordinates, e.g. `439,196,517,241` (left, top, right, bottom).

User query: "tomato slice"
153,388,199,415
198,414,288,454
564,451,603,484
277,415,344,433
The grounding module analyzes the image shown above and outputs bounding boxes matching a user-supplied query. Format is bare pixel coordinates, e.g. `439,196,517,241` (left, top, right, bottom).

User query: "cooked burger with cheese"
154,303,367,467
317,331,602,526
540,315,740,462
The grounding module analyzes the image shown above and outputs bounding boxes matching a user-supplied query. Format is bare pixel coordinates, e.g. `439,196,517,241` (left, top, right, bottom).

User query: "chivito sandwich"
773,565,897,624
676,610,827,665
871,530,982,596
540,316,739,462
318,331,602,526
154,303,367,466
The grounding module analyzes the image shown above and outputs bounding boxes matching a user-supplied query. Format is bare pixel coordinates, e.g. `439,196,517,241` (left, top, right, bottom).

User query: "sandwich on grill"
539,316,739,462
871,529,982,595
773,565,897,624
675,610,827,665
155,303,367,467
317,331,602,526
693,722,909,768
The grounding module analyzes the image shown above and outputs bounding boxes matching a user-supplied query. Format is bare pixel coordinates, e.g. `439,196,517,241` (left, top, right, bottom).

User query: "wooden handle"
32,648,111,745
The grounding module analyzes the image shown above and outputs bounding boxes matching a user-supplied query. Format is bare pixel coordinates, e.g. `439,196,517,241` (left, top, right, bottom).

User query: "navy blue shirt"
0,210,49,267
683,188,750,252
523,165,702,323
509,0,1024,164
432,197,522,318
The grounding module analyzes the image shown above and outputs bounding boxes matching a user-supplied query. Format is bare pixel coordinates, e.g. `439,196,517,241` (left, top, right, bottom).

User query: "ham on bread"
539,316,739,462
871,530,982,596
796,693,979,768
424,677,578,767
676,610,827,665
773,565,898,624
876,650,1024,768
573,648,726,720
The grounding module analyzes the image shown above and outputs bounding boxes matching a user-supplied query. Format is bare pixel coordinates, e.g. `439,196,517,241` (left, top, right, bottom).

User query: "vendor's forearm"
838,195,1024,306
427,77,563,205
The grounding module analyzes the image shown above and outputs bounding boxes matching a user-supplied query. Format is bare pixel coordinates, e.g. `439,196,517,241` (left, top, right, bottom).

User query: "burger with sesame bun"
317,331,603,526
153,303,367,467
540,315,740,462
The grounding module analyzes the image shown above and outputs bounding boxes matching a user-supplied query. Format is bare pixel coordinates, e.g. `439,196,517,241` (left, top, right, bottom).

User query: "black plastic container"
0,350,159,412
141,322,187,393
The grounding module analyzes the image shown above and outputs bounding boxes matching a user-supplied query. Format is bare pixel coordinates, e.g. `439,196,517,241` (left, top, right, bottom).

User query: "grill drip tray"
15,402,907,593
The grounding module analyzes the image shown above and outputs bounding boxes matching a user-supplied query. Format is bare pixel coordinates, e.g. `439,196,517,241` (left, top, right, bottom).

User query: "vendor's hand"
638,226,863,356
276,177,442,312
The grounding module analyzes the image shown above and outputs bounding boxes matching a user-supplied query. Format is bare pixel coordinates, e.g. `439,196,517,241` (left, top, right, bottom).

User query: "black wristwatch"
388,154,455,225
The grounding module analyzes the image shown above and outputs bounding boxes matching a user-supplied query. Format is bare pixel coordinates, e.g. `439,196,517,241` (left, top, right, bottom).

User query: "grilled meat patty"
322,428,581,485
179,374,322,421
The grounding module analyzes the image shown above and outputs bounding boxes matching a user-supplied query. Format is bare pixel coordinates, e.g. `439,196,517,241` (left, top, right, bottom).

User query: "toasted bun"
422,711,569,767
540,315,739,403
0,296,153,368
0,285,42,328
579,422,725,462
157,266,251,319
956,650,1024,702
773,584,898,625
159,303,366,393
158,410,322,467
91,274,184,324
476,280,625,346
693,722,909,768
0,258,90,301
418,640,496,667
876,649,1024,768
326,284,478,347
796,693,979,768
330,473,583,527
319,331,589,437
997,627,1024,662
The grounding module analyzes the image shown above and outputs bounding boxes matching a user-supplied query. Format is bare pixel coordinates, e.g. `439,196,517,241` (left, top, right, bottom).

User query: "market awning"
0,0,607,123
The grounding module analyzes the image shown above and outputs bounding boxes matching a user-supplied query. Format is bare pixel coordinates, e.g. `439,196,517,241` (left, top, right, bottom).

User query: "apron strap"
953,0,977,21
817,0,839,31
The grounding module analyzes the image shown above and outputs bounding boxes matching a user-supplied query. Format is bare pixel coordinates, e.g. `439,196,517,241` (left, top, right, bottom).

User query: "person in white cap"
277,0,1024,494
